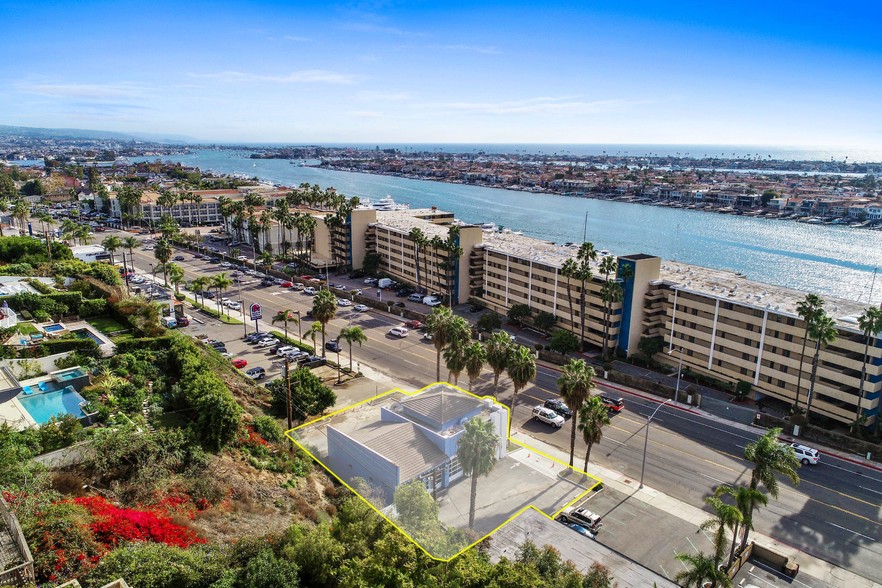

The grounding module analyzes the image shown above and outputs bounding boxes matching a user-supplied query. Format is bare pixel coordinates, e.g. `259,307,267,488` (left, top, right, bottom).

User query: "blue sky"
1,0,880,146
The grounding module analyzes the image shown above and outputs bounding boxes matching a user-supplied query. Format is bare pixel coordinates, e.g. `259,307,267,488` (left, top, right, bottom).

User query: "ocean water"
134,149,882,304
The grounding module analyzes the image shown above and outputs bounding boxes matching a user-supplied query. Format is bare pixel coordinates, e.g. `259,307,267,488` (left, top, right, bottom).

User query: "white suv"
531,405,564,428
790,443,820,465
557,507,603,531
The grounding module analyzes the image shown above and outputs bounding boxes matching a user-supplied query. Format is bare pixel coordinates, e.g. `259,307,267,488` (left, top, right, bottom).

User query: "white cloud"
190,70,359,85
282,35,310,42
355,90,411,102
432,96,650,115
15,82,143,99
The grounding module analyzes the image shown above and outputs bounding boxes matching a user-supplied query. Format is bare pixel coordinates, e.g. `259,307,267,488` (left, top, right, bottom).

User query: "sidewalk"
516,432,876,588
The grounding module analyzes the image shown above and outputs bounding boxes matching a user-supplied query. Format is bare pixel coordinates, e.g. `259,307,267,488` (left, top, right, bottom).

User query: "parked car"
407,293,424,302
200,290,215,299
291,283,305,291
301,355,327,369
557,508,602,532
790,442,820,465
280,281,294,288
404,320,423,329
363,277,378,285
422,296,442,307
232,358,248,369
176,316,190,327
544,399,572,419
275,346,295,356
531,405,564,428
227,301,242,311
600,395,624,413
303,286,317,295
257,338,278,348
388,327,409,338
325,340,342,353
396,287,414,297
338,298,352,307
245,367,266,380
392,301,406,308
174,255,185,261
237,255,248,261
562,522,596,540
353,304,369,312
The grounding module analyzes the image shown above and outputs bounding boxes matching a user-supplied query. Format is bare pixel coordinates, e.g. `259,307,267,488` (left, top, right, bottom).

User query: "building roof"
398,385,485,431
347,421,449,481
657,261,872,331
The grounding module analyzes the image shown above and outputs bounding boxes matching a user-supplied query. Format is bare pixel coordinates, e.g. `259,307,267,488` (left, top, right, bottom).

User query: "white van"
423,296,442,307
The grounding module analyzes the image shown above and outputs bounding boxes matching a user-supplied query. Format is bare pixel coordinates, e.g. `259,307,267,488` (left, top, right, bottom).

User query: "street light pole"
294,310,301,341
669,347,684,404
639,398,673,489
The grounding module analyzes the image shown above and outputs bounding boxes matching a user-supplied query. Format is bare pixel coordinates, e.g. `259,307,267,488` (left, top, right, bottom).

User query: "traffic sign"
250,303,262,320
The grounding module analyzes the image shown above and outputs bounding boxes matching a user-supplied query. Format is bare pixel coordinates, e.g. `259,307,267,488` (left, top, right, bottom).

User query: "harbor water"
136,149,882,304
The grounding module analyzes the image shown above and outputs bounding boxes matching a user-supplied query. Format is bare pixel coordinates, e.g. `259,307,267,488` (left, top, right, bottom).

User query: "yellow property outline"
286,382,603,562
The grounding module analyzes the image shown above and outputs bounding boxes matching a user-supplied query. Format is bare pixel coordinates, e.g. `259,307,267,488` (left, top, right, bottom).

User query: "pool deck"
0,397,37,430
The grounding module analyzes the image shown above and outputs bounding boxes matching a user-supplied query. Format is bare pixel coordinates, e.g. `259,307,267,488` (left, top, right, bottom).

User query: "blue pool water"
56,367,86,380
43,324,65,333
18,387,86,424
72,329,104,346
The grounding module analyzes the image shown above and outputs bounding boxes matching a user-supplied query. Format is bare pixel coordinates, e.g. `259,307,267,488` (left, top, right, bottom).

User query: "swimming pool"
72,328,106,346
55,367,86,381
43,323,66,333
18,386,86,424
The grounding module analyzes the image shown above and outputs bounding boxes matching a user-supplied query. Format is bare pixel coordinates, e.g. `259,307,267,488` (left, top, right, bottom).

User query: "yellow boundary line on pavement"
286,381,603,561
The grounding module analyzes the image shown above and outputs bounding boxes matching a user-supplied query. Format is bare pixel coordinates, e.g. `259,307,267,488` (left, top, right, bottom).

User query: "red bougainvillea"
73,496,206,549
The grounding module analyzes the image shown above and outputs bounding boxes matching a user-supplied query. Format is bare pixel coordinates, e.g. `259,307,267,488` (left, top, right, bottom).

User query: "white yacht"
372,196,409,211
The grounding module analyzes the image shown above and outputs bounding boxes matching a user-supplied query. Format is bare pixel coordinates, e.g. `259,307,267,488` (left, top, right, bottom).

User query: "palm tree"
715,484,766,567
805,311,837,423
443,317,471,382
272,309,299,342
674,551,731,588
166,262,185,294
11,199,29,236
190,276,208,306
272,308,299,430
741,428,800,550
211,273,233,317
75,223,92,245
101,235,122,266
506,345,537,434
153,240,172,286
855,306,882,428
456,416,499,530
558,359,596,467
408,227,426,293
425,306,457,382
311,290,338,357
701,494,743,571
794,294,825,410
485,331,514,392
0,197,9,236
577,396,610,471
306,322,323,352
463,341,487,391
122,236,139,275
338,326,367,372
35,211,55,261
575,242,598,350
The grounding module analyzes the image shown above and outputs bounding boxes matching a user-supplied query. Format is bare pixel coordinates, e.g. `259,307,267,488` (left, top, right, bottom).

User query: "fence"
0,496,34,586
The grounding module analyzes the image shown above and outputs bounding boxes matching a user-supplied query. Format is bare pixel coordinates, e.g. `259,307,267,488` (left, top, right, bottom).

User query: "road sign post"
250,302,262,333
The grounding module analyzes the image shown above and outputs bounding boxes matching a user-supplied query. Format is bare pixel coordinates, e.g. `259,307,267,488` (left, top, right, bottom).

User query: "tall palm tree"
674,551,731,588
577,396,610,471
101,235,122,266
855,306,882,428
506,345,537,434
714,484,766,567
153,240,172,286
0,197,9,236
121,236,139,275
701,494,743,570
425,306,457,382
211,273,233,317
34,211,55,261
805,311,837,423
456,416,499,530
794,294,825,410
463,341,487,391
75,223,92,245
306,322,323,353
741,428,800,549
272,309,299,342
190,276,208,306
408,227,426,293
311,290,338,357
11,199,30,236
558,359,596,467
443,324,471,385
485,331,514,392
338,326,367,372
575,242,597,351
166,262,185,294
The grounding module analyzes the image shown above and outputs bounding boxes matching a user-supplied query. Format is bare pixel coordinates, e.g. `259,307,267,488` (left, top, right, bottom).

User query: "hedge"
34,338,100,357
114,334,177,354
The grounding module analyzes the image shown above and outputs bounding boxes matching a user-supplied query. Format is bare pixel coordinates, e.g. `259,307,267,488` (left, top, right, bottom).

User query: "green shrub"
39,337,100,357
79,298,107,317
0,235,72,265
252,415,284,443
38,414,84,452
0,262,36,276
266,368,335,421
270,330,315,354
85,543,227,588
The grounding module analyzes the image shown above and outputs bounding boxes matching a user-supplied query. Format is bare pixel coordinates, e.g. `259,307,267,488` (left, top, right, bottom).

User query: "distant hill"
0,124,196,144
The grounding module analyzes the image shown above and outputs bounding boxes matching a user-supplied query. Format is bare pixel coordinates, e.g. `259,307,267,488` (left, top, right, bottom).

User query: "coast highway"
125,235,882,582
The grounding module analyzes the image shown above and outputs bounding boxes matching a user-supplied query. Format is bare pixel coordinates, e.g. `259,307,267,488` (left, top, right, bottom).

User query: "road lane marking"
826,521,876,541
859,485,882,496
698,472,728,485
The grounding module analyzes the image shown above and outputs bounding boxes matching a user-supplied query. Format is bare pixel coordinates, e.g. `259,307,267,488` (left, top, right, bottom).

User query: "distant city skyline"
1,1,880,147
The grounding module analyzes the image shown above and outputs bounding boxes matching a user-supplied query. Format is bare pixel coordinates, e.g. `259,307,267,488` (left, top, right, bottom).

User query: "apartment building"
635,260,881,427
